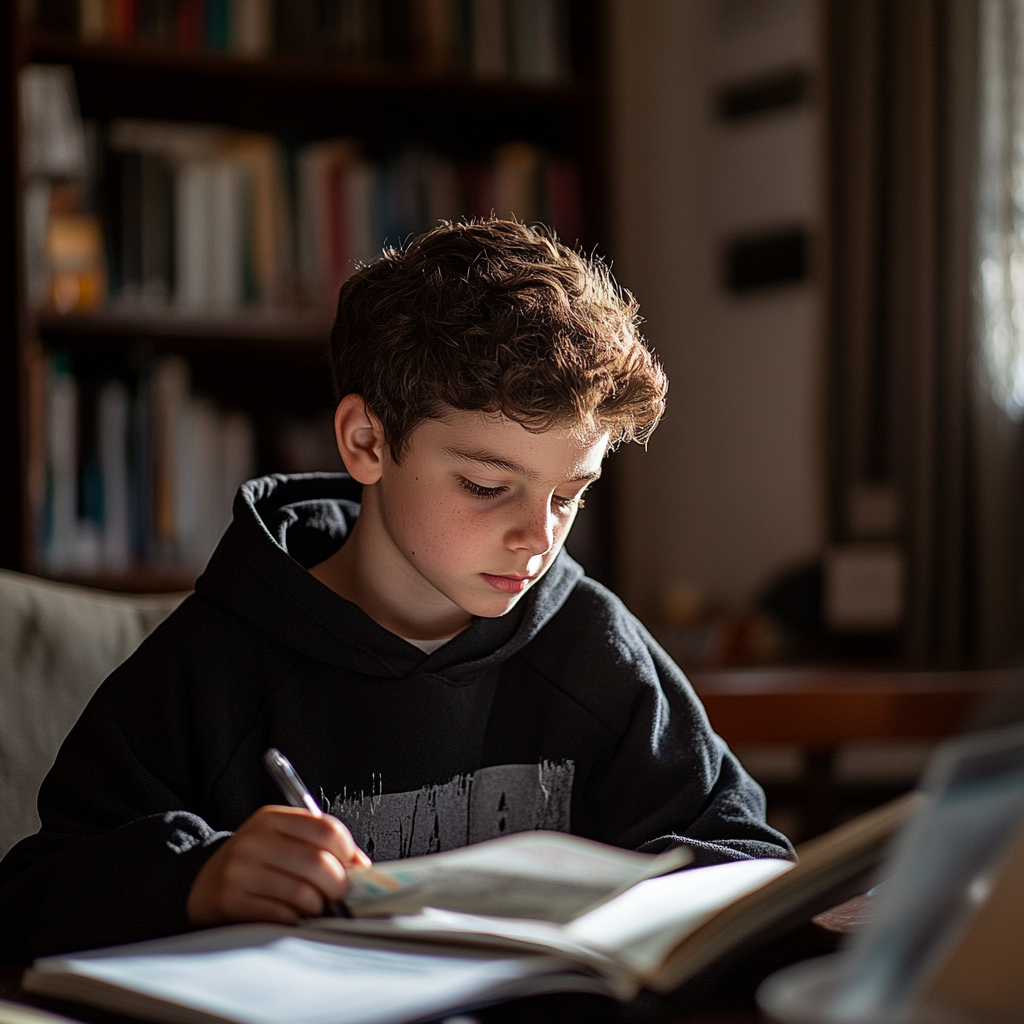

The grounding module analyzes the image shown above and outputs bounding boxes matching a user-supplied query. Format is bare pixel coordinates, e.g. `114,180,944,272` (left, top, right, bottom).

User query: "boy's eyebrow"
443,446,602,483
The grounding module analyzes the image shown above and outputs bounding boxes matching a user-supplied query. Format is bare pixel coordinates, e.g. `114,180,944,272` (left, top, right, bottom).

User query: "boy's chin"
461,587,531,619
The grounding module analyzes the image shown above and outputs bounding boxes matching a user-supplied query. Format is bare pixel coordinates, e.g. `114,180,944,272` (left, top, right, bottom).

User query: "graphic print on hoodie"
330,760,575,860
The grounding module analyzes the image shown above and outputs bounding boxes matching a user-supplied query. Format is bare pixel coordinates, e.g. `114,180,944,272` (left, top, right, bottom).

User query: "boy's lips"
481,573,535,594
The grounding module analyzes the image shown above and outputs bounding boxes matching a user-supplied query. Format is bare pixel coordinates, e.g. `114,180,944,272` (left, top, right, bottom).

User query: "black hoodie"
0,474,793,962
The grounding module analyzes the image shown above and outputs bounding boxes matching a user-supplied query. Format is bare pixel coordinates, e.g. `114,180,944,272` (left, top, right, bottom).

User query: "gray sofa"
0,570,186,857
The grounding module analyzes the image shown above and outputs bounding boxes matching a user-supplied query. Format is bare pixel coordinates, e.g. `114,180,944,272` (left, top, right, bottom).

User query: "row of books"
30,350,256,574
20,67,584,313
32,0,572,82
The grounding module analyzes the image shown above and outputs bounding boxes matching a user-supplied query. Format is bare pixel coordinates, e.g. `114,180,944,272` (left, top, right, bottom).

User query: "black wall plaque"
725,227,808,292
717,68,809,121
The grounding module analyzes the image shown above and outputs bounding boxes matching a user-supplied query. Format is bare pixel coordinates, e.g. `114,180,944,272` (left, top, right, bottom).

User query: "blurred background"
2,0,1023,840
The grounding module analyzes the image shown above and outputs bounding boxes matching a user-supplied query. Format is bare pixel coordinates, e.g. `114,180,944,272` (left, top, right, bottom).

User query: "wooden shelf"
27,31,590,101
34,308,333,349
26,31,595,153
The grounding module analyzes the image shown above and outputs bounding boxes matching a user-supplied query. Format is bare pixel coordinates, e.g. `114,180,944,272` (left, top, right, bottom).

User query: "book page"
313,859,791,988
566,858,794,977
344,831,690,922
26,925,598,1024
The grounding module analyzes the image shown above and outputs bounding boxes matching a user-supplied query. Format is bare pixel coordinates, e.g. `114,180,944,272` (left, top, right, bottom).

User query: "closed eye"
553,492,586,512
459,477,507,499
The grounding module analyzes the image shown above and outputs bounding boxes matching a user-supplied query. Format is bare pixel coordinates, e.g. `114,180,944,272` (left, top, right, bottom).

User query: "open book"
25,795,921,1024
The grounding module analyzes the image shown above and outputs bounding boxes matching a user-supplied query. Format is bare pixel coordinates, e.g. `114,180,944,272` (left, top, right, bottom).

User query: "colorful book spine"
34,0,571,81
39,353,257,575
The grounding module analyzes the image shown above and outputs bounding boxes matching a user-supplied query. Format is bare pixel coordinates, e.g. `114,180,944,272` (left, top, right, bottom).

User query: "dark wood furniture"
691,668,1023,840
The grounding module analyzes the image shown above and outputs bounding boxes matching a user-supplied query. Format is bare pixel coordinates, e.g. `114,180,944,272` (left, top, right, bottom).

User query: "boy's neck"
309,497,473,642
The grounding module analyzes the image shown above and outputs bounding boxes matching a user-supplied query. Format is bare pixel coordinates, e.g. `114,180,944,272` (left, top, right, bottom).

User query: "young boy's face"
369,409,607,623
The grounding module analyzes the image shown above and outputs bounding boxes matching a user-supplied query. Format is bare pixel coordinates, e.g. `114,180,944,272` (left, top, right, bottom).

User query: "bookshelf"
1,1,609,593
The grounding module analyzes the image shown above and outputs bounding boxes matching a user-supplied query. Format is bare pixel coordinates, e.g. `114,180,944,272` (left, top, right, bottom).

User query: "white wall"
608,0,825,617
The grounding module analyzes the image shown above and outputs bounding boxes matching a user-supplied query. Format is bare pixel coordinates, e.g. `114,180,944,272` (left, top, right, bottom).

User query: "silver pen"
263,747,323,815
263,747,351,918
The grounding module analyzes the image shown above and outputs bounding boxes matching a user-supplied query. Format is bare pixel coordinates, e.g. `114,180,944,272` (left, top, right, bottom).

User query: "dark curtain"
826,0,1024,667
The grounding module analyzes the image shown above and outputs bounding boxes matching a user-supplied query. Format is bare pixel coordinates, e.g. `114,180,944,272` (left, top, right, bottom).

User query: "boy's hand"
187,805,371,927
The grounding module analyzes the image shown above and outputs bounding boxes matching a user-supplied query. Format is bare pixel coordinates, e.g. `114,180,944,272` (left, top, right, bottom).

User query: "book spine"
80,0,109,40
508,0,540,81
174,159,214,309
25,343,50,562
22,180,52,309
379,0,413,63
424,153,460,229
44,353,78,573
77,374,104,572
533,0,566,83
175,0,204,49
543,155,581,244
275,0,318,57
191,398,222,564
117,149,143,303
110,0,139,43
138,0,172,44
132,364,154,560
325,157,348,298
35,0,81,35
210,158,243,308
230,0,272,56
342,158,375,268
98,378,131,570
220,410,255,530
204,0,231,50
471,0,505,77
295,145,324,305
173,393,199,561
139,152,172,305
416,0,454,73
491,141,541,222
152,356,189,556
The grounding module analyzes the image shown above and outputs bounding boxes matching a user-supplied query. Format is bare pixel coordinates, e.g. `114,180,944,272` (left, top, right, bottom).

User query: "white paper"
30,925,571,1024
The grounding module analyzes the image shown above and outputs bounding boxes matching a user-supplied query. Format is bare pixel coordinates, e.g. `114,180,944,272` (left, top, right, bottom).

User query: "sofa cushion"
0,570,186,857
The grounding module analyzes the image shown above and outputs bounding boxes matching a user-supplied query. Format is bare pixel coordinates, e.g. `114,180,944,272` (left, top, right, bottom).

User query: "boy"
0,220,792,961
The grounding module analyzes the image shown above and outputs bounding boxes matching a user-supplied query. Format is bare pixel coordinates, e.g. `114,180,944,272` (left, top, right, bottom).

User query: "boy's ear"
334,394,385,485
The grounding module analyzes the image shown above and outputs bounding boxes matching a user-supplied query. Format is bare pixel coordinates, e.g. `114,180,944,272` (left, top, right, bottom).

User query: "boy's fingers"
220,842,334,916
219,891,303,927
261,807,367,866
240,866,327,918
233,825,349,901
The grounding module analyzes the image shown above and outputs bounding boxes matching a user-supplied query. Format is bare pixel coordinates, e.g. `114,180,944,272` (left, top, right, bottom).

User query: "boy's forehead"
424,409,608,478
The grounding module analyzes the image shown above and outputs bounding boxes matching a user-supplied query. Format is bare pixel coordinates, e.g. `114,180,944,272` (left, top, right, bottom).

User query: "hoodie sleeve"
550,582,795,866
0,605,232,964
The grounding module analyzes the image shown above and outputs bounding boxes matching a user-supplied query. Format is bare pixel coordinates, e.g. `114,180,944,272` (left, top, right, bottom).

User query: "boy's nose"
509,504,556,557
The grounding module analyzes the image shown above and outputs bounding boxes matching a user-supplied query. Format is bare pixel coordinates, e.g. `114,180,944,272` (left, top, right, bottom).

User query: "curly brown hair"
329,219,667,460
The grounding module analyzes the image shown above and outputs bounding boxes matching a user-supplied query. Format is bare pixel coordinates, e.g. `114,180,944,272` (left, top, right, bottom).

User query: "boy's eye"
553,493,585,512
459,477,507,499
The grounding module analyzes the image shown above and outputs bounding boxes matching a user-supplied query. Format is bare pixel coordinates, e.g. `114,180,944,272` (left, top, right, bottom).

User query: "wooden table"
690,668,1023,839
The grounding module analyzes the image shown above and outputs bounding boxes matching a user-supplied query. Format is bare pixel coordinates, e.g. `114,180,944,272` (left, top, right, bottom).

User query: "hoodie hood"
195,473,584,683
